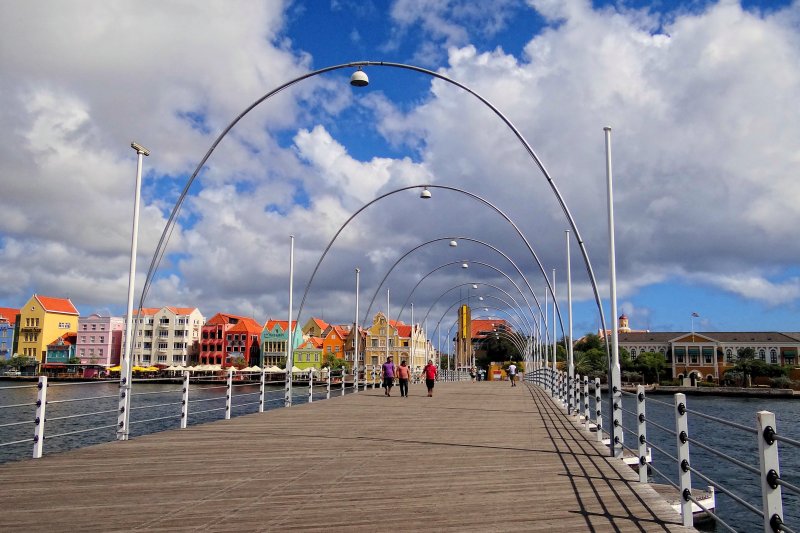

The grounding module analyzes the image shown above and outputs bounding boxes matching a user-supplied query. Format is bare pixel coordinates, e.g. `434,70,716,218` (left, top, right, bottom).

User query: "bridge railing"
0,368,354,464
526,368,798,533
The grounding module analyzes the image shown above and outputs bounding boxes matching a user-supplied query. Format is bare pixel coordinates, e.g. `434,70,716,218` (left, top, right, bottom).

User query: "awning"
41,363,66,369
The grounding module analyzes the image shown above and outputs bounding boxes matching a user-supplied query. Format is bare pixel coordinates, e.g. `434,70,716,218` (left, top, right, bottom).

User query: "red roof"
34,295,78,315
227,317,263,334
0,307,19,324
312,317,329,330
471,319,510,338
298,337,324,350
330,325,350,339
396,325,412,338
265,319,297,332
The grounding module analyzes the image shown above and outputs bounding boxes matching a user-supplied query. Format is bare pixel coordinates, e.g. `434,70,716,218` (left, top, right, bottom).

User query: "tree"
635,352,666,384
574,333,602,353
322,353,346,371
231,356,246,369
736,347,756,362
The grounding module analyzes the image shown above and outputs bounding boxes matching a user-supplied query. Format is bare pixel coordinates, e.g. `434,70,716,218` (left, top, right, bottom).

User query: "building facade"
17,295,79,363
76,314,124,367
261,320,303,368
199,313,262,366
45,332,77,364
127,307,204,366
0,307,19,359
294,337,323,370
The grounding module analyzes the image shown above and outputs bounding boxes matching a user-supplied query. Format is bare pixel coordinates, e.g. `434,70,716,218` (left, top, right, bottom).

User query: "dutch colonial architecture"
44,332,77,365
612,316,800,381
261,319,303,368
75,314,124,367
322,325,350,363
363,313,428,370
343,326,366,371
294,337,323,370
0,307,19,359
126,307,204,366
301,317,329,338
17,295,79,363
199,313,262,366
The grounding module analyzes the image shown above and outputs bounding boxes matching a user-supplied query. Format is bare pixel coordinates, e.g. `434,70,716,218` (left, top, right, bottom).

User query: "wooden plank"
0,382,694,532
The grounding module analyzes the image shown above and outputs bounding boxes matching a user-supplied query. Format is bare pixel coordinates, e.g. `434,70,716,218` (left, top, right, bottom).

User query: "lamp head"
130,142,150,156
350,68,369,87
449,240,458,247
420,187,432,199
461,263,468,269
471,284,478,289
478,296,483,301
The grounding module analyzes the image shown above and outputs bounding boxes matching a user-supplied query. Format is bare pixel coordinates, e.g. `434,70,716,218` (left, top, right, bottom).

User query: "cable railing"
0,367,360,464
527,367,798,533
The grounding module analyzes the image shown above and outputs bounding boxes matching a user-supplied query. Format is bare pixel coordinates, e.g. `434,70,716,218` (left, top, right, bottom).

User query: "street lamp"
117,141,149,442
350,67,369,87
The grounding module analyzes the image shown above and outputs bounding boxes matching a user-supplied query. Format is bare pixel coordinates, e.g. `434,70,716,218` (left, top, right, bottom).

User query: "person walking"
397,359,410,397
381,355,396,396
470,366,477,383
507,362,517,387
422,359,437,397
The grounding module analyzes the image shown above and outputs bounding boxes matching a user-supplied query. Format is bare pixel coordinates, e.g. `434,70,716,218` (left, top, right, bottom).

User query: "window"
630,348,637,358
759,348,766,361
99,336,104,343
725,348,733,362
702,347,713,364
99,349,103,356
371,339,378,347
688,347,699,364
82,324,87,330
90,336,95,343
327,346,332,353
79,349,85,356
675,347,685,363
158,342,168,350
770,349,778,364
91,324,97,330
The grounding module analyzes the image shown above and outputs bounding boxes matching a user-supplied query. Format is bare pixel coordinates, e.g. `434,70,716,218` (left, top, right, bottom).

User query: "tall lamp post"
285,235,295,407
117,141,149,441
353,268,360,393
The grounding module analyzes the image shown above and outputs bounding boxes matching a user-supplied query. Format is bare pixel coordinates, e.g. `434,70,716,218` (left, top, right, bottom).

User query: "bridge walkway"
0,381,693,532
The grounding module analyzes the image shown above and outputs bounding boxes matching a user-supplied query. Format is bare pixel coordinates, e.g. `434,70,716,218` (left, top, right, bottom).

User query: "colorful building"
363,313,427,369
126,307,204,366
322,324,349,363
301,317,329,338
17,295,79,363
261,319,303,368
0,307,19,359
343,326,366,372
199,313,262,366
294,337,323,370
44,332,77,364
76,314,124,367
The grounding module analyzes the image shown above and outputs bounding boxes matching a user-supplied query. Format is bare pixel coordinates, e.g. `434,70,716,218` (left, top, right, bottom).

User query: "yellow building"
17,294,79,363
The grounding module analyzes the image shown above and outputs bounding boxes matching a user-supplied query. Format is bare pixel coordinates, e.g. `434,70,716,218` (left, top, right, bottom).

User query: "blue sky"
1,0,800,341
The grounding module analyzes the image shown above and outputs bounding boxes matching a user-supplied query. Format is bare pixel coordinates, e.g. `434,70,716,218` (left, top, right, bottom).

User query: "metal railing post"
32,376,47,459
594,377,603,442
341,369,346,396
636,385,648,483
326,368,331,400
756,411,784,533
181,371,189,428
259,369,266,412
583,375,590,431
675,393,693,527
225,369,233,420
308,370,314,403
353,364,359,393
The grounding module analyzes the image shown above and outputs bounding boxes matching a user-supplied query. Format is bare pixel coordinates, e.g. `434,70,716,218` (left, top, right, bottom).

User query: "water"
0,378,336,465
609,393,800,532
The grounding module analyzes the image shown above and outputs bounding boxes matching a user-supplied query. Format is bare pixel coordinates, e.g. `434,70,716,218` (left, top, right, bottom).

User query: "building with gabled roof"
200,313,262,366
322,324,350,364
294,336,323,370
302,317,330,339
261,319,303,368
17,294,79,363
44,332,77,366
75,314,124,367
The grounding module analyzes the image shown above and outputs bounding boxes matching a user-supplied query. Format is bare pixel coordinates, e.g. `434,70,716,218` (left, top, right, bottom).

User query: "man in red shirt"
422,359,437,397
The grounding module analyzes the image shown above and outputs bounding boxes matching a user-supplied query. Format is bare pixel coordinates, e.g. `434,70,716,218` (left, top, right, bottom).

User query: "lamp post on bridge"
118,141,149,442
353,267,360,393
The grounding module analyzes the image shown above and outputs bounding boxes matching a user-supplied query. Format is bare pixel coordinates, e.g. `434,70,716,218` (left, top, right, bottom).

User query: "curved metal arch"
363,235,543,330
472,322,528,360
137,58,607,375
433,297,531,349
419,281,535,340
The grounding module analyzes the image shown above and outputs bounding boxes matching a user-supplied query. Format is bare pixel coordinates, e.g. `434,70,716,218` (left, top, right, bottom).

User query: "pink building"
75,314,124,366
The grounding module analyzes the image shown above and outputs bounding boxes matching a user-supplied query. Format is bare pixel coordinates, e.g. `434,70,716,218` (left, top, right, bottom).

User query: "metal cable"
645,440,679,464
130,401,180,411
774,433,800,449
46,423,118,439
187,407,226,416
686,436,761,476
685,493,738,533
130,388,183,396
187,396,226,404
0,402,35,410
684,407,758,434
645,418,678,437
46,394,118,404
45,408,117,421
688,465,763,518
129,414,181,425
775,476,800,497
0,419,31,429
0,438,30,447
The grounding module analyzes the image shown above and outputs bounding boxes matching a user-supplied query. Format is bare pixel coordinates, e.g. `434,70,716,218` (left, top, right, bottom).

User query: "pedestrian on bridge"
381,355,396,397
397,359,410,397
507,363,517,387
422,359,437,397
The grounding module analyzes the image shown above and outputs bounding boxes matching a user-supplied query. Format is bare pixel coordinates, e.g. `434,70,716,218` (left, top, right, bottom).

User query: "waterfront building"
126,307,205,366
17,295,79,363
44,332,77,365
614,317,800,382
471,318,513,367
322,324,349,363
75,314,124,367
301,317,329,339
363,313,423,368
261,319,303,368
0,307,19,359
294,337,323,370
199,313,262,366
343,325,366,372
408,323,428,371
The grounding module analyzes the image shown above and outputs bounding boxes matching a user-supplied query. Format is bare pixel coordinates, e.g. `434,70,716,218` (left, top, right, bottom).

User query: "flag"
691,312,700,317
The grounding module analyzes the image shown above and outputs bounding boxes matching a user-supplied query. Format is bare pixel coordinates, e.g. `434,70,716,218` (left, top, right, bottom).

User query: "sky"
1,0,800,342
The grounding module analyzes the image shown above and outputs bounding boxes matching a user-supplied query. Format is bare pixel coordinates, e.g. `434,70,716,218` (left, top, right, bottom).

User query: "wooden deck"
0,381,694,532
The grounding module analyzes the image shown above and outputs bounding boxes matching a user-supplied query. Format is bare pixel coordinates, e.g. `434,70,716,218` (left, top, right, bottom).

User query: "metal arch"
433,297,531,348
137,59,607,371
363,235,543,332
419,281,536,339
